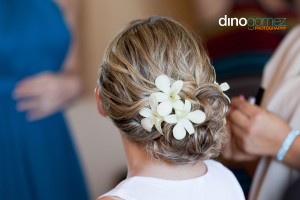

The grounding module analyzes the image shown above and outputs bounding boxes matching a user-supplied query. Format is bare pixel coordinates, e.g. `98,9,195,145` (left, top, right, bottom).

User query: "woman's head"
97,16,229,165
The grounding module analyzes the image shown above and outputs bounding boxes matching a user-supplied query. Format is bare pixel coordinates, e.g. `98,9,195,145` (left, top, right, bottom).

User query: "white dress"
99,160,245,200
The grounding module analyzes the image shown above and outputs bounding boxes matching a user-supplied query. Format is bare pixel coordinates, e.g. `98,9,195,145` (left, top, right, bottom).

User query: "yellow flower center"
169,92,177,102
175,109,187,120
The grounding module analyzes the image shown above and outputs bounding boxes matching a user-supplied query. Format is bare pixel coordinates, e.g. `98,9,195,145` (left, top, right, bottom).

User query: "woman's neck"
120,133,207,180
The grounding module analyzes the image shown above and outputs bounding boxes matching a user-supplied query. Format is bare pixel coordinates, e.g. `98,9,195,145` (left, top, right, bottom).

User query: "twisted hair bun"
98,16,229,165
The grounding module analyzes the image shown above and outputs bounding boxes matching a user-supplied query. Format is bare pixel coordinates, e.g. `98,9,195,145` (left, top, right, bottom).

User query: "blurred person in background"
224,24,300,200
0,0,89,199
192,0,299,195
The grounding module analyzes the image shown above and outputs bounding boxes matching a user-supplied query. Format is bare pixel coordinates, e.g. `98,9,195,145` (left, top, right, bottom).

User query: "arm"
56,0,80,74
225,97,300,170
282,135,300,170
55,0,83,103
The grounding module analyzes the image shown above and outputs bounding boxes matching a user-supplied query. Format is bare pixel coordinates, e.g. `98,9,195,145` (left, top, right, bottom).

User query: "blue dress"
0,0,89,199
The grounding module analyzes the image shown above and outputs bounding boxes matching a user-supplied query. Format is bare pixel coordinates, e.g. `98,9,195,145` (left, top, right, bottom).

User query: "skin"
223,97,300,170
12,0,82,121
95,87,207,200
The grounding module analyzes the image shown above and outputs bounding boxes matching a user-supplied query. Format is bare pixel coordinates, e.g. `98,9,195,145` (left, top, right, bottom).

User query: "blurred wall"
70,0,195,199
79,0,195,95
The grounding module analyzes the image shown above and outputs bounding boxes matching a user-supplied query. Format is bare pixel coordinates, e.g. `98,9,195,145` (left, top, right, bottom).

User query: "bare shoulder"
97,197,114,200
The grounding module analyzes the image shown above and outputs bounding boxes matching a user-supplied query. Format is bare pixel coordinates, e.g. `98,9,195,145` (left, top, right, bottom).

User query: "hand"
222,120,258,162
228,97,291,158
222,135,258,162
13,71,82,121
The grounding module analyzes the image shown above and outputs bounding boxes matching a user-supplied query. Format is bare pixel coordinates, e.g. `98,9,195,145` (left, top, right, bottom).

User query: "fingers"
13,72,64,121
230,123,247,142
224,96,266,161
228,110,251,155
230,109,250,130
231,97,261,118
18,99,54,121
16,98,48,121
13,84,44,99
13,80,44,99
16,98,40,112
13,72,52,99
27,110,48,121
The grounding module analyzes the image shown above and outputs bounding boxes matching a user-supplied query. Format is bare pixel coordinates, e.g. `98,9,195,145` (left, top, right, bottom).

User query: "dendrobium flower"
219,82,230,92
164,100,206,140
214,81,229,91
139,94,164,134
215,81,230,102
153,75,183,117
139,75,229,140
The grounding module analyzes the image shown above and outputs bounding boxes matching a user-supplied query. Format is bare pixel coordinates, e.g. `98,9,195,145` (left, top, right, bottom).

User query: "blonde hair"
98,16,229,165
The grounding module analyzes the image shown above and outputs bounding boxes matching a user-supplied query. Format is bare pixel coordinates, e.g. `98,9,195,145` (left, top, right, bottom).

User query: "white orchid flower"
153,75,183,116
164,100,206,140
139,94,164,134
214,81,229,91
214,81,230,102
220,82,230,91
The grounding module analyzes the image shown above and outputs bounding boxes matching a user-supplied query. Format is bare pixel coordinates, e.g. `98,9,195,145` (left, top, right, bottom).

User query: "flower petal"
155,119,163,134
149,94,158,111
157,100,173,116
180,118,195,134
173,100,184,111
173,122,186,140
220,82,230,91
153,92,168,102
139,108,153,118
155,75,170,94
184,100,191,113
187,110,206,124
171,80,183,94
164,114,178,123
141,118,154,132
